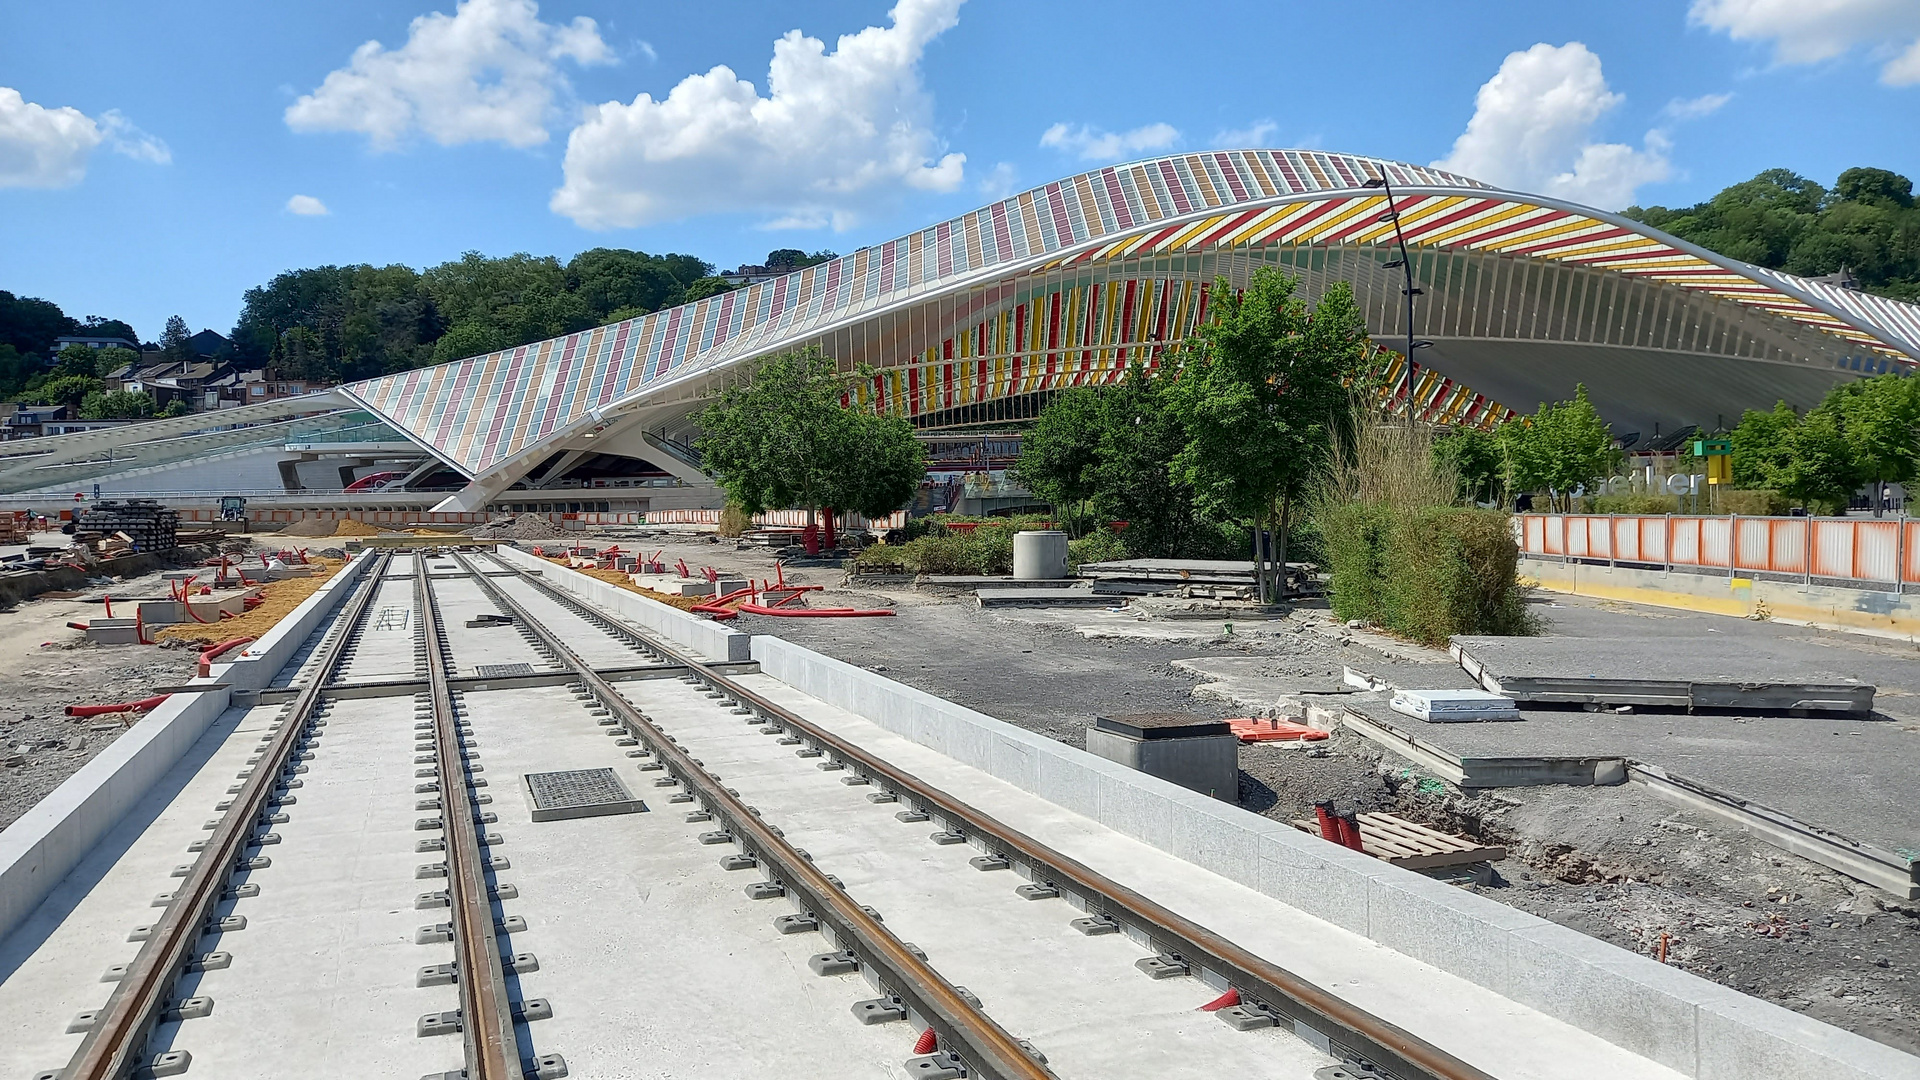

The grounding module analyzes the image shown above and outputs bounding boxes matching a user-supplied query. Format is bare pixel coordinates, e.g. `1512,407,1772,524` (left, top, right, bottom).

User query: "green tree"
159,398,191,418
1167,270,1369,600
1729,401,1800,489
160,315,193,364
0,289,76,358
52,344,102,379
431,321,506,364
1830,373,1920,515
1011,387,1104,533
1433,426,1504,505
79,389,155,419
696,349,920,526
1777,405,1861,512
0,344,32,397
36,374,106,408
92,345,139,375
681,276,735,304
1089,362,1209,558
1501,385,1619,511
827,410,927,519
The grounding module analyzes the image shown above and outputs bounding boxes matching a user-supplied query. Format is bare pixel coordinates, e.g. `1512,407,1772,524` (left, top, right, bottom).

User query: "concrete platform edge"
749,634,1920,1080
494,544,749,663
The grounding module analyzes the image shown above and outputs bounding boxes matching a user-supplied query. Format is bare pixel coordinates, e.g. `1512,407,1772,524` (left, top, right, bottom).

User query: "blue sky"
3,0,1917,343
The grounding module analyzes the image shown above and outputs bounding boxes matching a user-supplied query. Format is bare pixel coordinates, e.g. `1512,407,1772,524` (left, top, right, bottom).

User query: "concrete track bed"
1452,635,1876,715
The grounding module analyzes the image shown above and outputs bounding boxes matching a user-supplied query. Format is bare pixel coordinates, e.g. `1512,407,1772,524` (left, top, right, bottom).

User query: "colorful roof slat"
341,149,1920,479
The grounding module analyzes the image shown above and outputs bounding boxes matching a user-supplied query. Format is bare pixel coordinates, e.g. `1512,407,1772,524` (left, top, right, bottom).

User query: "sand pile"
331,519,384,536
156,557,345,645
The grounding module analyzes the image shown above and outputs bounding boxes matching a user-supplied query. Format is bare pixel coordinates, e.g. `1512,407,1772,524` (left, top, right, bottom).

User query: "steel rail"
60,550,391,1080
454,553,1051,1080
486,551,1494,1080
417,563,524,1080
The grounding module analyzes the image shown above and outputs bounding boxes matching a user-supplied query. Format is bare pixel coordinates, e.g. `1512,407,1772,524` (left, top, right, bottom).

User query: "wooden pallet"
1291,811,1505,870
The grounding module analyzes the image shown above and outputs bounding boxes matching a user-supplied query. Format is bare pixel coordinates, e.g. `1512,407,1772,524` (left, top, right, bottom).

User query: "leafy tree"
0,344,32,397
1777,405,1861,512
1830,374,1920,514
565,247,708,321
765,249,837,270
79,389,155,419
36,374,105,408
159,398,191,418
93,345,139,375
1089,362,1209,557
696,348,921,525
1501,384,1619,511
431,321,506,364
1011,387,1104,532
1433,426,1504,505
160,315,193,364
1729,401,1799,489
53,344,102,379
681,276,735,304
1166,270,1369,599
827,409,926,519
1627,166,1920,299
77,316,140,344
0,290,75,358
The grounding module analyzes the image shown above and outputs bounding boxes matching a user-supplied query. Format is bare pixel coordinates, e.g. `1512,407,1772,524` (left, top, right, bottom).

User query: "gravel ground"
0,565,206,831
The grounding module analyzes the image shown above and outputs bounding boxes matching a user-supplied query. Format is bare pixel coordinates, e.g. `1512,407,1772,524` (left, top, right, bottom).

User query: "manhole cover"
523,768,646,822
474,663,536,678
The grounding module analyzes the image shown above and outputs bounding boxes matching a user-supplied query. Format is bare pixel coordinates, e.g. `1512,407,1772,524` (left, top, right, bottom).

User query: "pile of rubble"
466,514,567,540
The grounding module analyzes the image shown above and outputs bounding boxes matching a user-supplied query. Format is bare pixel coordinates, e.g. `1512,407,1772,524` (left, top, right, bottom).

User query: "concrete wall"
0,549,376,945
493,544,749,663
1523,555,1920,642
750,634,1918,1080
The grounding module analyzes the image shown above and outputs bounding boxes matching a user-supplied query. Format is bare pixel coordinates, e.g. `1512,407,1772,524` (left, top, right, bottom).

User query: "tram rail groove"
416,566,527,1080
57,551,393,1080
478,549,1495,1080
453,552,1054,1080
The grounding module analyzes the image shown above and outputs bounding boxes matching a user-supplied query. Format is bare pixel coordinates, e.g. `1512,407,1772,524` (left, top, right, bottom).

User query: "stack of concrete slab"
1451,635,1875,716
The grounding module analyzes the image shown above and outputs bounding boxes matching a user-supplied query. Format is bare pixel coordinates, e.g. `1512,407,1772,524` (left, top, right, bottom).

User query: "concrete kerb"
747,633,1920,1080
211,547,379,691
0,548,378,947
492,544,749,663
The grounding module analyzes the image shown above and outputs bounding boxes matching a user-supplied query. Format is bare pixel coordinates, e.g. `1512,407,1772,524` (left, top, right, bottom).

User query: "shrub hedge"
1319,503,1538,645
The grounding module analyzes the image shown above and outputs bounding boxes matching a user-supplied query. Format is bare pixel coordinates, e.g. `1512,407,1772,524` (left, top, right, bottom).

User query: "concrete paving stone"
1361,865,1538,992
1252,833,1372,936
1694,991,1920,1080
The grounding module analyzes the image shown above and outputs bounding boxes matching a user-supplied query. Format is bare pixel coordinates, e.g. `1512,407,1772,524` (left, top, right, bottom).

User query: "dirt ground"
0,534,340,832
589,528,1919,1054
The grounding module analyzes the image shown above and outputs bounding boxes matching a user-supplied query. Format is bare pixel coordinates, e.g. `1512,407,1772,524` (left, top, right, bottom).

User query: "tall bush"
1313,410,1537,644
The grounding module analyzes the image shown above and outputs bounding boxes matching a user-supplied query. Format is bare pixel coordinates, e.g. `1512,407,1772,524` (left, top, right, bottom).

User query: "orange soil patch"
542,555,708,612
156,557,345,645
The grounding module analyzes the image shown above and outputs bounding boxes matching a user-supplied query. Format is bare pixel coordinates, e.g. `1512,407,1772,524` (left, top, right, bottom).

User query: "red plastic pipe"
198,636,254,676
736,601,893,618
66,694,170,717
1312,801,1339,842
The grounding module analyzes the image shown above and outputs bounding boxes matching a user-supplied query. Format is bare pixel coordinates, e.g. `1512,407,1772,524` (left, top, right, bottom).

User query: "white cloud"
1690,0,1920,84
551,0,966,231
0,87,170,189
286,194,330,216
1663,91,1734,119
98,110,171,164
286,0,612,150
1211,120,1277,148
1039,121,1178,162
1432,42,1670,210
977,161,1017,199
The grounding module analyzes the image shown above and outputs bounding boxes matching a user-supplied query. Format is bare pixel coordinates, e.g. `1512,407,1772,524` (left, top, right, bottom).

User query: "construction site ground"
4,523,1916,1053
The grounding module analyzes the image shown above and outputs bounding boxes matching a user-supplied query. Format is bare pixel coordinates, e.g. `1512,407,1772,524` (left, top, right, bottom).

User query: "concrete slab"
975,586,1109,607
1452,635,1876,716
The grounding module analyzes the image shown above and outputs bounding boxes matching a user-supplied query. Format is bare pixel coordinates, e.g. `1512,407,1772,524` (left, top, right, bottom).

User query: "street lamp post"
1362,171,1432,422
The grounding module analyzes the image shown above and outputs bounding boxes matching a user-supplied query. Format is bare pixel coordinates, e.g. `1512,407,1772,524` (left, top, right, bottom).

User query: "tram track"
461,549,1493,1080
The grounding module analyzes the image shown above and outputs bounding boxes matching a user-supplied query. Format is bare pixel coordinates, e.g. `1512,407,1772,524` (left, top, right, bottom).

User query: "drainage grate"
523,768,647,822
474,663,536,678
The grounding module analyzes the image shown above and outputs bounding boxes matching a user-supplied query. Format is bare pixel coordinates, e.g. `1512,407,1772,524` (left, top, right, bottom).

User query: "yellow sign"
1705,455,1732,485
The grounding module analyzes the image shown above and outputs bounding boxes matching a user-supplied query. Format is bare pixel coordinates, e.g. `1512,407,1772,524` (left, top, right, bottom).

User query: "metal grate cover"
474,663,536,678
523,768,646,822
